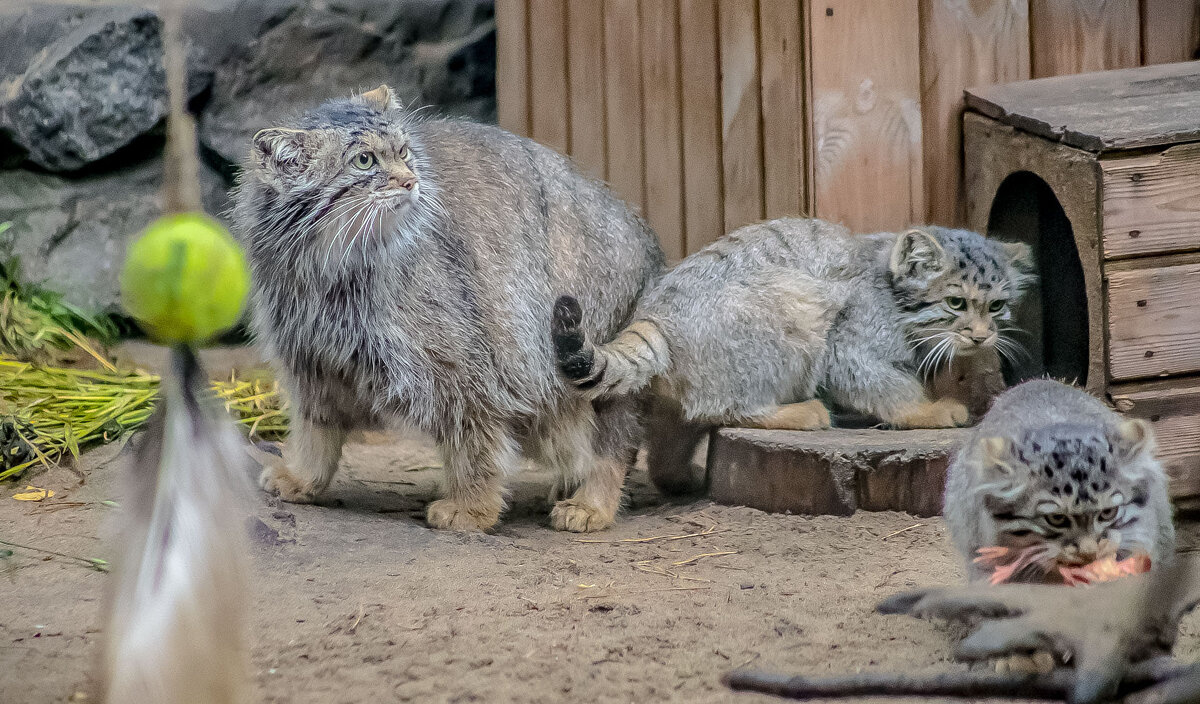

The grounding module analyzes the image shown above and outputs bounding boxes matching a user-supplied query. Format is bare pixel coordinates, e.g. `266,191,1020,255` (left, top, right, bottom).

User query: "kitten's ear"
252,128,310,176
890,229,946,282
1114,419,1157,462
360,84,398,111
975,436,1016,481
1001,241,1035,275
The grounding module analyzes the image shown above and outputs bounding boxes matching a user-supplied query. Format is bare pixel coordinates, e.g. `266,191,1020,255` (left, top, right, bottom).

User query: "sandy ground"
4,428,1200,704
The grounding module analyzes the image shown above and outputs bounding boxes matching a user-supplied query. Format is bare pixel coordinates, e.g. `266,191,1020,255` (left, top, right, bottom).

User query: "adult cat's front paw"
426,498,500,532
259,464,319,504
550,499,615,533
890,398,969,429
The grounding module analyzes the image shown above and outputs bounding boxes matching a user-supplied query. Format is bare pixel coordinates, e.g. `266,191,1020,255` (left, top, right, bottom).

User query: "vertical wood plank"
567,0,607,179
809,0,923,232
528,0,569,153
1141,0,1200,65
604,0,646,210
679,0,725,254
758,0,806,219
641,0,686,261
719,0,765,232
495,0,529,135
919,0,1029,226
1030,0,1141,78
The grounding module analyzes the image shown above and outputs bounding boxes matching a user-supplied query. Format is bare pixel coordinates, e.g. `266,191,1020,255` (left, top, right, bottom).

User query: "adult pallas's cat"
554,218,1033,493
232,86,663,532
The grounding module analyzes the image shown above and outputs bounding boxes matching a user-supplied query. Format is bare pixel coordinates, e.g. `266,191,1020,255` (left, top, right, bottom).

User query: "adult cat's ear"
1113,419,1157,463
975,436,1016,482
360,84,398,111
1001,241,1035,275
890,228,945,283
252,128,309,176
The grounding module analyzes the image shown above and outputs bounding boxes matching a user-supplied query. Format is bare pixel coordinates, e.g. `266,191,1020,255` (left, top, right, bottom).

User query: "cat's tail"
552,295,670,399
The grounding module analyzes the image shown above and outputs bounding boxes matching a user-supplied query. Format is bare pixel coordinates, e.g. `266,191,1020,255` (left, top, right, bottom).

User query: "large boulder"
0,162,230,310
0,5,212,172
200,0,495,170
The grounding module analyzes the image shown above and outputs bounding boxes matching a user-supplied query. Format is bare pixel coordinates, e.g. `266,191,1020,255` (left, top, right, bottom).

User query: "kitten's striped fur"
554,217,1033,493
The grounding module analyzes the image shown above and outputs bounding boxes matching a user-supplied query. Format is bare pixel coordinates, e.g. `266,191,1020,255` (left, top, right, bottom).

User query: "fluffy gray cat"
231,86,663,532
553,217,1033,493
944,379,1174,584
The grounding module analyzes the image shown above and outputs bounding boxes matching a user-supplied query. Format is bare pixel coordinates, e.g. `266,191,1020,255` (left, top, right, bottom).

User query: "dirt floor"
4,427,1200,703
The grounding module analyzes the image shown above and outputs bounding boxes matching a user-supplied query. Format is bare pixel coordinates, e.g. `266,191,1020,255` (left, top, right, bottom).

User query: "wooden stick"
159,0,202,214
722,660,1200,701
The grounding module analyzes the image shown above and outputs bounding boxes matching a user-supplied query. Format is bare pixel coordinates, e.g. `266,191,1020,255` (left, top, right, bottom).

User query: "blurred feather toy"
97,1,253,701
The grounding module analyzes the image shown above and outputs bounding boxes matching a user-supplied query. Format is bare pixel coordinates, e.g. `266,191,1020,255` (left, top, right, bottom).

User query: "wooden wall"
497,0,1200,261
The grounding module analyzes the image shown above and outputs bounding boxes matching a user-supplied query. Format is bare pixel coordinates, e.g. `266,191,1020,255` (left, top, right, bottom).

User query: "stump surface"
708,427,969,517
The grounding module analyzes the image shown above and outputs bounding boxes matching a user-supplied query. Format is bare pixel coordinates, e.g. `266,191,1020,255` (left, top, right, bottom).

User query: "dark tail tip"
552,295,583,337
551,295,593,381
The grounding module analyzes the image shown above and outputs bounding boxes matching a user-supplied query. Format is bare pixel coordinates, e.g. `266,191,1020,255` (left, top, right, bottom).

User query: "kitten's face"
245,85,428,268
889,227,1033,375
974,420,1158,566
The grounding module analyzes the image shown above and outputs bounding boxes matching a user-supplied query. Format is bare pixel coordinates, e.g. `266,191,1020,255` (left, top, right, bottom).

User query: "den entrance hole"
986,171,1089,387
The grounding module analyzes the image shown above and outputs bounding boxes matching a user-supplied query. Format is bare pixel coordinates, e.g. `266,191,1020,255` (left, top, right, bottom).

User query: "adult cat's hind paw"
426,498,500,532
550,499,615,532
260,465,319,504
889,398,969,429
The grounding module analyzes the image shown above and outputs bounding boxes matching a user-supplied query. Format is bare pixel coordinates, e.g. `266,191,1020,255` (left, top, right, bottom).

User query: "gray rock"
0,6,212,172
0,161,231,310
199,0,495,170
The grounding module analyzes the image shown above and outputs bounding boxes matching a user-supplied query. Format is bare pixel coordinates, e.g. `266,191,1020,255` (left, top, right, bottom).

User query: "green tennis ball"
120,212,250,345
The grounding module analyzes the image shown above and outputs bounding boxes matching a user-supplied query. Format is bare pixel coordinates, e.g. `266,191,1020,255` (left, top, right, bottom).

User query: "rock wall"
0,0,495,309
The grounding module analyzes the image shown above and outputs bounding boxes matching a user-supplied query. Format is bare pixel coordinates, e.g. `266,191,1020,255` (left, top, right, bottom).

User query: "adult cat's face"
889,227,1034,375
246,85,430,269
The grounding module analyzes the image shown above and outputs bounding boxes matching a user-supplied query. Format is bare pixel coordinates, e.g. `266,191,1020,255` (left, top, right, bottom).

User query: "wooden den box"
964,61,1200,505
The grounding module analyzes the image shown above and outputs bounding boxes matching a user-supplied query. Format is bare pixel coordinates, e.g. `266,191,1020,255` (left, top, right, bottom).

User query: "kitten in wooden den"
553,217,1034,494
232,86,663,532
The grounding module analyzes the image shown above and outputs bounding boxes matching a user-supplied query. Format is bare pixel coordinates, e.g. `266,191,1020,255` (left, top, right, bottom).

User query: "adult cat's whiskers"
322,197,370,273
339,201,376,269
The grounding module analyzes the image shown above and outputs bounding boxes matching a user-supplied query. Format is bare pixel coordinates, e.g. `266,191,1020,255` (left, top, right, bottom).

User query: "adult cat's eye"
399,144,411,160
988,300,1006,313
1098,507,1118,521
1044,513,1069,528
352,152,377,170
945,296,967,311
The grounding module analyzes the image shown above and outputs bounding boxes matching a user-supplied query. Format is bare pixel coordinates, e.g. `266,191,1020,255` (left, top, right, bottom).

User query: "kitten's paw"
890,398,970,429
426,498,500,532
993,651,1056,674
550,499,615,533
746,400,833,430
259,465,318,504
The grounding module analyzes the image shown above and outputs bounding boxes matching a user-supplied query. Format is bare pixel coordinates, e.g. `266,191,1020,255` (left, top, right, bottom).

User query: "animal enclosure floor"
5,430,1200,704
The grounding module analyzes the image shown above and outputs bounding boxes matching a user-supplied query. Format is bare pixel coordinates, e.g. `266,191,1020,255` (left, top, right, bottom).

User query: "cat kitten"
943,379,1175,584
553,217,1033,493
231,86,663,532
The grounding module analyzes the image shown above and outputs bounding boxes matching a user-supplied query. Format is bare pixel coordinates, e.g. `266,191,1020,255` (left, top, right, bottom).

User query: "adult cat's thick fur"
232,86,663,532
944,379,1174,583
553,218,1033,493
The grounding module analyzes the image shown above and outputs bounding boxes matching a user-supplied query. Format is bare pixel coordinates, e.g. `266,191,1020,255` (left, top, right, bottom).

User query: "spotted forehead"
1016,431,1119,503
941,240,1013,293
